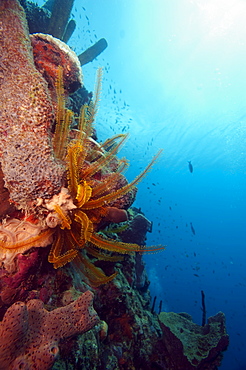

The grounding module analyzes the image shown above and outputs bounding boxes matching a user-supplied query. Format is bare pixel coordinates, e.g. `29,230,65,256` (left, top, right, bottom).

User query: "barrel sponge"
0,290,99,370
0,0,64,206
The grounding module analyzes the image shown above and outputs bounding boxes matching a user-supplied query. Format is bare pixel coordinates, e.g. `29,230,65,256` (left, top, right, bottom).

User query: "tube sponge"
0,290,99,370
0,0,64,207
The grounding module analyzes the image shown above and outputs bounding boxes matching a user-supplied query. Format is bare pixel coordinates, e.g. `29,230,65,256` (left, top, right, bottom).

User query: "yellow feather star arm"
81,134,129,180
91,160,129,198
74,209,93,242
64,227,84,248
66,141,82,197
72,106,94,169
90,233,141,254
0,228,54,252
74,253,118,287
76,181,92,208
48,230,78,268
100,133,127,152
77,104,93,140
83,149,163,210
48,230,63,263
91,67,103,123
53,204,72,230
86,245,124,262
53,66,73,160
50,249,78,269
74,67,102,141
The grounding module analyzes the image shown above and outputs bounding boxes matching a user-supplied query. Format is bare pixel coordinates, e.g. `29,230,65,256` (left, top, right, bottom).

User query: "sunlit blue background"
38,1,246,368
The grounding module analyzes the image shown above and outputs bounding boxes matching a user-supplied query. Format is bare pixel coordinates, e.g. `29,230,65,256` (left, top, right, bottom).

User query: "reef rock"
158,310,229,369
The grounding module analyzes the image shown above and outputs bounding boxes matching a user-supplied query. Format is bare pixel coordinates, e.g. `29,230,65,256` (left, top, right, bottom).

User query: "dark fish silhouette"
190,222,196,235
188,161,193,173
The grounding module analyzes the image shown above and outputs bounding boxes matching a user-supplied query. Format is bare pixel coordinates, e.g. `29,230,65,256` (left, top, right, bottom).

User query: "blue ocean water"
38,1,246,368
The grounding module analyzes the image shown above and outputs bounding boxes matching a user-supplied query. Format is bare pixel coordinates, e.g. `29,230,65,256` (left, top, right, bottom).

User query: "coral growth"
21,0,108,62
78,38,108,66
0,0,163,284
0,290,98,370
0,166,15,219
45,67,163,285
51,254,229,370
158,311,229,369
46,0,74,40
0,218,53,272
31,33,82,94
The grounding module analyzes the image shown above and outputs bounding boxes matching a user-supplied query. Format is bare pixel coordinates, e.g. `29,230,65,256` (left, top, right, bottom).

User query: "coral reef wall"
0,1,229,369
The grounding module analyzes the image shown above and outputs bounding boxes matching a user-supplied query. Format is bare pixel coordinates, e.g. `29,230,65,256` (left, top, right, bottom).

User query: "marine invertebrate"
0,290,99,370
158,311,229,369
0,166,15,219
0,0,64,206
31,32,82,94
0,0,163,285
0,218,53,272
78,38,108,66
45,67,164,285
46,0,74,40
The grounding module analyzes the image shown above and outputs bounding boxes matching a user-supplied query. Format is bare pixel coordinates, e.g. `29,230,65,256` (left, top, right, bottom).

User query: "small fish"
190,222,196,235
188,161,193,173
